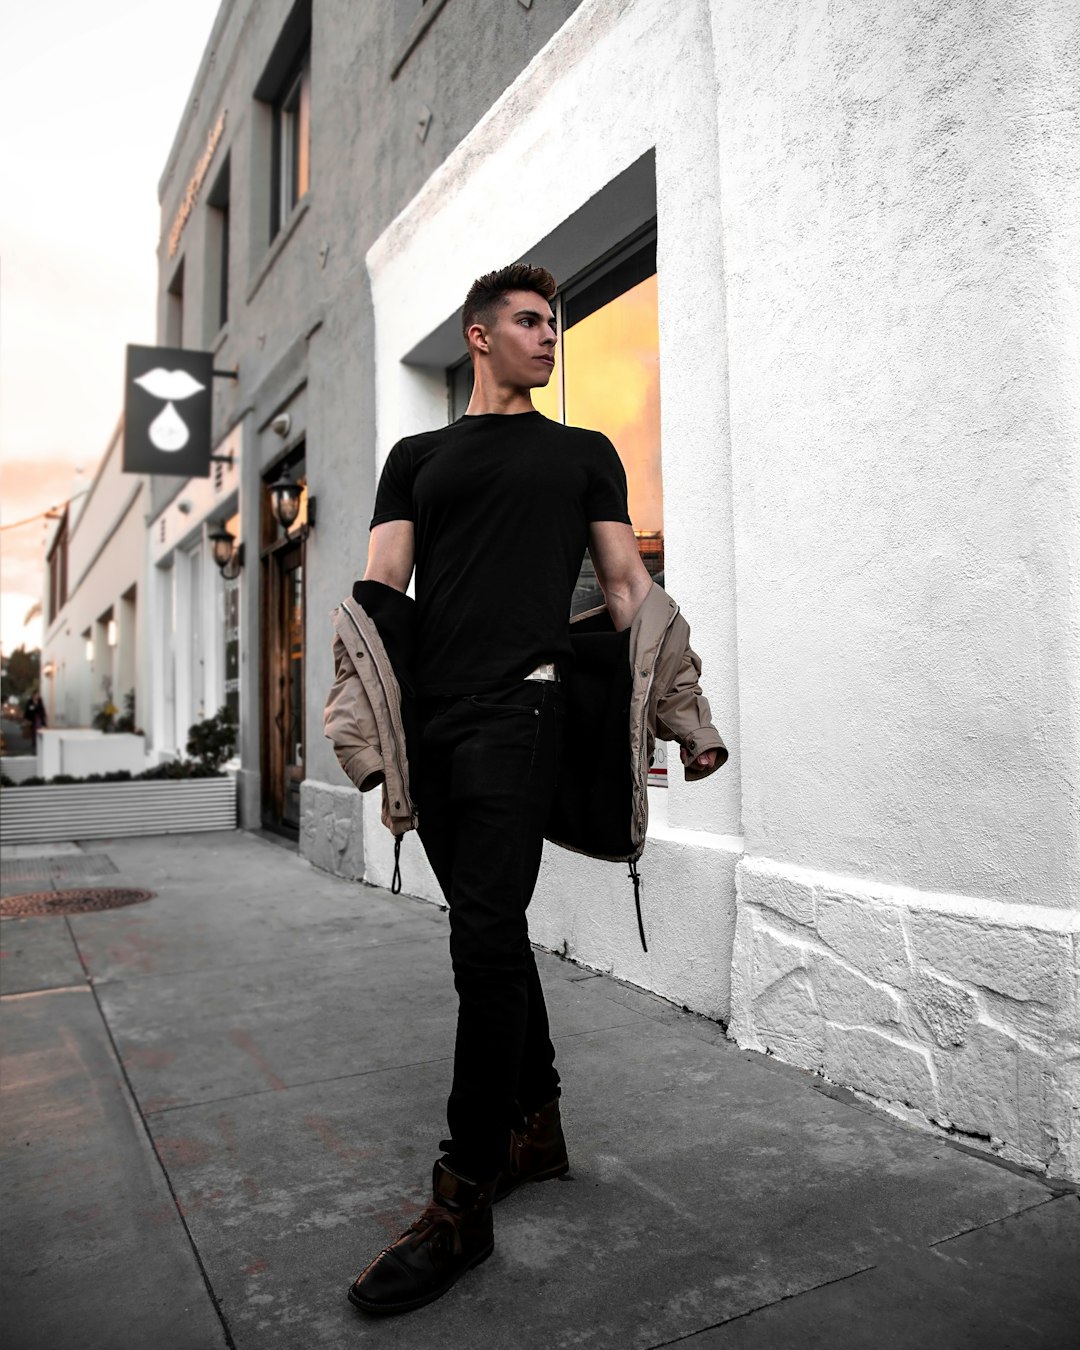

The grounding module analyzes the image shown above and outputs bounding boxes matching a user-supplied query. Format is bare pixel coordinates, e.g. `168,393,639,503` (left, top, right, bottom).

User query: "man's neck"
463,378,535,416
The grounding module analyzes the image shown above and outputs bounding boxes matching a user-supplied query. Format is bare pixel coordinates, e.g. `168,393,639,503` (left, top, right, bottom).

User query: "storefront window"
449,235,662,613
222,511,241,721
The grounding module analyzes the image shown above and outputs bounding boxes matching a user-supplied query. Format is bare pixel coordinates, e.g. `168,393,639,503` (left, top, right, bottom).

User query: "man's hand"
680,745,721,772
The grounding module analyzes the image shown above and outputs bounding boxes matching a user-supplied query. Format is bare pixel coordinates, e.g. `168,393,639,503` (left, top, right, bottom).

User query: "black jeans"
415,679,564,1181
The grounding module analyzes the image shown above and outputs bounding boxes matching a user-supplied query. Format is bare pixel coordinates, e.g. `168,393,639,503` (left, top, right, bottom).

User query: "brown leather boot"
495,1097,570,1202
347,1159,495,1316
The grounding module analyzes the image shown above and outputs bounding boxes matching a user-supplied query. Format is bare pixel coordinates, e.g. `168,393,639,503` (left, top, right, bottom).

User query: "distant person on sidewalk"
327,263,726,1316
24,689,47,752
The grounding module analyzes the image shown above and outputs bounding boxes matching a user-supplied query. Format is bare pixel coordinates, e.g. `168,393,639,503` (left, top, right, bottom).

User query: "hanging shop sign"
123,345,214,477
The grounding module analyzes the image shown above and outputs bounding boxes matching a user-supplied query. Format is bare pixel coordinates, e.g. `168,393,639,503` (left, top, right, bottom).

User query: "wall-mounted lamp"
107,619,118,647
269,466,316,538
209,524,244,579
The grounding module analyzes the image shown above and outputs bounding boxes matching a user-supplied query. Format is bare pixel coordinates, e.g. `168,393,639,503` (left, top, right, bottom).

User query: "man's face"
479,289,558,389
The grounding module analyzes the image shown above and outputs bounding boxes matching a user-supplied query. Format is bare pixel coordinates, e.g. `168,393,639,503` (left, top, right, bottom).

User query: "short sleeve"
370,440,416,529
585,433,632,524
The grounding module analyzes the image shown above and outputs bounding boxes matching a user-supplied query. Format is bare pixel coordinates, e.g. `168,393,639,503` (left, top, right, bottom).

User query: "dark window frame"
448,224,659,419
446,225,663,612
166,258,185,348
207,156,231,333
46,513,69,625
269,45,311,241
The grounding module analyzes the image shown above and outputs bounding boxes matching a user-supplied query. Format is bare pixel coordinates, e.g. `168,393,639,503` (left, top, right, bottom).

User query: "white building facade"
159,0,1079,1181
356,0,1079,1180
40,424,148,737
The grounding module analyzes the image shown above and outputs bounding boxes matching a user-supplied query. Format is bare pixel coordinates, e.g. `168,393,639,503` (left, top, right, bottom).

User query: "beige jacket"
322,582,726,859
323,595,416,837
615,582,726,859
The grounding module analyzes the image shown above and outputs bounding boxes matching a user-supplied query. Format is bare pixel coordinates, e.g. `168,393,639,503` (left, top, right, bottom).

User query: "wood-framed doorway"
260,448,310,837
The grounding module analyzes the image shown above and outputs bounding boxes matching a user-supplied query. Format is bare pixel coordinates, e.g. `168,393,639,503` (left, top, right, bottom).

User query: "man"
344,263,723,1315
24,687,47,753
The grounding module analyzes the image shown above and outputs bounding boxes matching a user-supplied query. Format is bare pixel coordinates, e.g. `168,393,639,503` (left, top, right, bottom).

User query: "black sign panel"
123,345,213,477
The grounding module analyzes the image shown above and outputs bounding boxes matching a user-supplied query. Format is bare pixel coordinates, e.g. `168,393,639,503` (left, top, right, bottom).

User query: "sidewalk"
1,831,1077,1350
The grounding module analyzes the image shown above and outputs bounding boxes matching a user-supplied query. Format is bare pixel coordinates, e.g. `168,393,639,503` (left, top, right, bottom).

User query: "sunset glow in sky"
0,0,222,656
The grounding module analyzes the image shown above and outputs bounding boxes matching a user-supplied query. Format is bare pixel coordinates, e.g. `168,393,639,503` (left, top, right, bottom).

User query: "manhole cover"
1,888,155,918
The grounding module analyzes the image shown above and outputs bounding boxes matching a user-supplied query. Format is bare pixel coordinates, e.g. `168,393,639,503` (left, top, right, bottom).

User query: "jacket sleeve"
655,636,728,783
323,633,387,792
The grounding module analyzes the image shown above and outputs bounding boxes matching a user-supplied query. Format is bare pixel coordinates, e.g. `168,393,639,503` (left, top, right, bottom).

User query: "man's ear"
466,322,490,355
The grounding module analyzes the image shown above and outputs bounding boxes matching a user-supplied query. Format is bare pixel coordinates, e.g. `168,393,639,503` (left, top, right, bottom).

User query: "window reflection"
446,239,663,613
563,272,662,550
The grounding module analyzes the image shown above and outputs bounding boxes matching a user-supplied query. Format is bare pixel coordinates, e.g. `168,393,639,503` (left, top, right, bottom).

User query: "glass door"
262,541,305,834
280,547,305,830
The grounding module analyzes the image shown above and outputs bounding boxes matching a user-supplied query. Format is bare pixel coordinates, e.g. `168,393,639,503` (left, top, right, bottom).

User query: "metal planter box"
0,777,237,846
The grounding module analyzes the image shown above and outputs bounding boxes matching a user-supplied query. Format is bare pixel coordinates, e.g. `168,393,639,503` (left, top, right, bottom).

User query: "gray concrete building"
151,0,1080,1182
150,0,588,835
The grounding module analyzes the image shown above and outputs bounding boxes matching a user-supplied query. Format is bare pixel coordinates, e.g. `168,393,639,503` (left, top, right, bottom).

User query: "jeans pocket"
467,684,546,716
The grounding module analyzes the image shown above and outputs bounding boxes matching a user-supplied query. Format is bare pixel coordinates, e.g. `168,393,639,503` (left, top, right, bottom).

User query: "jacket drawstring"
628,858,647,953
391,835,403,895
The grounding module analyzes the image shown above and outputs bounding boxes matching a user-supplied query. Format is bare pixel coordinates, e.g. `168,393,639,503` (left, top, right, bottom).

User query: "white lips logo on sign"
134,368,207,452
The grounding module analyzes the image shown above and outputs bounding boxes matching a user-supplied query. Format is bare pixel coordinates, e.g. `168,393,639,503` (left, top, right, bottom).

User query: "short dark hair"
462,263,557,342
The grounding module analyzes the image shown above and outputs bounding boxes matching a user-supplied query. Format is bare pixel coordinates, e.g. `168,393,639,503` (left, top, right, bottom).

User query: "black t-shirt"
370,410,630,696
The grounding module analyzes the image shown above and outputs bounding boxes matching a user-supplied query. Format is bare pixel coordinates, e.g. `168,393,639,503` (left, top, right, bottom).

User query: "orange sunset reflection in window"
560,273,663,577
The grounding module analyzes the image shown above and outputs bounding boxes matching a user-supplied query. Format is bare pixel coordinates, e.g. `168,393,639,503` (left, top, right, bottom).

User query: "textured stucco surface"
730,855,1080,1178
709,0,1080,906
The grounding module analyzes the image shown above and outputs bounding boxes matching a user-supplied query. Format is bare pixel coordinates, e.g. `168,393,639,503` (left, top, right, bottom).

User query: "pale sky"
0,0,223,657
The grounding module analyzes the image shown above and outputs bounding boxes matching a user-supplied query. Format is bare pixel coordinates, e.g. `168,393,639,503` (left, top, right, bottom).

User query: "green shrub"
114,690,137,734
186,706,237,773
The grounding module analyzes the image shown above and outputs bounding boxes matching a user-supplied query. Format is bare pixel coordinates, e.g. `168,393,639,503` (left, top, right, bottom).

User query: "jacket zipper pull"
628,858,647,953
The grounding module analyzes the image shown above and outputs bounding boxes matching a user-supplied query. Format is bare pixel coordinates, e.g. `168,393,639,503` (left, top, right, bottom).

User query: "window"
206,156,231,337
450,232,663,613
166,260,185,347
271,47,310,239
46,513,69,625
253,0,312,257
222,510,241,722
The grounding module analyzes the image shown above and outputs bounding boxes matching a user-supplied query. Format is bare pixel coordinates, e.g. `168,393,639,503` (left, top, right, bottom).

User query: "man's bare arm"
590,520,720,772
363,520,415,594
588,520,653,632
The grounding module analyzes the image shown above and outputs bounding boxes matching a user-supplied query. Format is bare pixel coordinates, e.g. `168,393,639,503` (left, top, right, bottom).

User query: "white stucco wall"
319,0,1080,1179
709,0,1079,1178
360,0,744,1016
710,0,1079,905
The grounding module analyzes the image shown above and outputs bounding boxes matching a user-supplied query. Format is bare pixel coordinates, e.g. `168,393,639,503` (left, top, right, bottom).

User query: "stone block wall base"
298,780,366,880
729,855,1080,1182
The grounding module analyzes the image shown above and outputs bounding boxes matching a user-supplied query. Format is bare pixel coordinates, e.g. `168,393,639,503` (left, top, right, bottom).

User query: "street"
1,831,1077,1349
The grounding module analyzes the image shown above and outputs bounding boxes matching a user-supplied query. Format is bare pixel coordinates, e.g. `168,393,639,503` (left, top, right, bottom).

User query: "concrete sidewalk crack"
927,1194,1064,1248
642,1263,880,1349
79,929,448,987
138,1050,459,1115
67,917,238,1350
